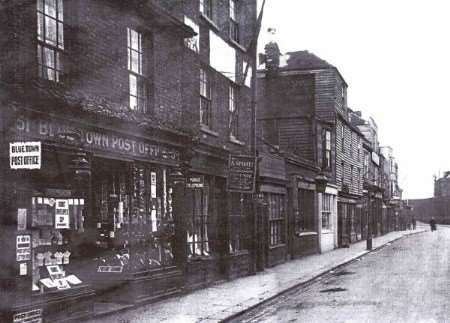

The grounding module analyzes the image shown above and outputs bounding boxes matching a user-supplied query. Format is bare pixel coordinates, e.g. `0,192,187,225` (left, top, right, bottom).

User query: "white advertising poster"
55,199,70,229
10,141,41,170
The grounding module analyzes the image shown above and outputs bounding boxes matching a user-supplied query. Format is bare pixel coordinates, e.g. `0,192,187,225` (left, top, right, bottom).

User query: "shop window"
296,189,315,233
200,67,212,127
93,161,174,272
321,193,333,230
127,27,147,112
186,184,212,257
37,0,64,82
229,83,238,139
229,0,239,42
229,193,247,253
266,193,285,246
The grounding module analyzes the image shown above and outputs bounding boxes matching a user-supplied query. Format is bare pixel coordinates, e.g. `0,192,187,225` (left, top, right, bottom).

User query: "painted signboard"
226,155,256,193
13,115,180,164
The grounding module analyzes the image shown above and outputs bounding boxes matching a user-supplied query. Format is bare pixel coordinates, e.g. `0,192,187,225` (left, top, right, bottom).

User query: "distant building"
434,171,450,197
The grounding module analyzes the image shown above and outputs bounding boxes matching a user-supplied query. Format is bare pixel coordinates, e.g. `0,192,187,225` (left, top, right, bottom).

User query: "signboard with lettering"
186,175,205,188
55,199,70,229
10,141,41,169
13,308,43,323
13,115,180,164
227,155,256,193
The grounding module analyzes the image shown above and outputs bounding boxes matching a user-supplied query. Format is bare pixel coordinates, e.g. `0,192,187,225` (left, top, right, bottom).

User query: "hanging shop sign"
186,175,205,188
227,155,256,193
9,141,41,169
14,115,180,163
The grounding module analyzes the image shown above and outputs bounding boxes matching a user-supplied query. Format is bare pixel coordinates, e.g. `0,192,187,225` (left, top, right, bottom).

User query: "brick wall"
1,0,188,131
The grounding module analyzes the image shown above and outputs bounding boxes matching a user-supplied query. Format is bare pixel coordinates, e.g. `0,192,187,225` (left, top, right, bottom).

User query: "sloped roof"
278,50,347,86
281,50,333,71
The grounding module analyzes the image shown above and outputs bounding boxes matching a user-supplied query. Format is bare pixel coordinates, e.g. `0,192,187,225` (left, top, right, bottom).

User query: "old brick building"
0,0,257,321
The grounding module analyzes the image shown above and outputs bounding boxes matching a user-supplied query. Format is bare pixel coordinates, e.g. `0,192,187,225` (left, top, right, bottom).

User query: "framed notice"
55,199,70,229
10,141,41,170
226,155,257,193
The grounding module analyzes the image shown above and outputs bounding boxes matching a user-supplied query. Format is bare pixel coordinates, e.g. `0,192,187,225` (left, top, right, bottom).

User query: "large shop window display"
13,150,89,295
92,159,174,274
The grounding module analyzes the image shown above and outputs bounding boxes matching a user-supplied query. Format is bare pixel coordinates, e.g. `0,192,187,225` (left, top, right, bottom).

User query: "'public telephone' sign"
226,155,256,193
10,141,41,170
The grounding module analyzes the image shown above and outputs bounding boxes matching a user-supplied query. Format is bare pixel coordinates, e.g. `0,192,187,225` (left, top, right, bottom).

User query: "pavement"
87,226,427,323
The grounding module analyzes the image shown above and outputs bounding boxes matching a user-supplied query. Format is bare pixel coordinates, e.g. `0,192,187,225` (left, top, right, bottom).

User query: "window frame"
323,129,331,170
266,193,286,246
186,185,212,258
321,193,332,230
127,27,147,112
229,0,239,42
229,83,238,139
200,67,212,127
200,0,213,20
36,0,64,82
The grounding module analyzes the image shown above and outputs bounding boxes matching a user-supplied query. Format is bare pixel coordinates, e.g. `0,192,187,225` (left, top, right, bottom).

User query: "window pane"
37,12,44,41
130,29,139,50
43,46,55,68
129,74,137,96
45,0,56,18
131,50,139,73
58,22,64,49
129,95,137,110
37,0,44,12
57,0,63,21
45,16,57,45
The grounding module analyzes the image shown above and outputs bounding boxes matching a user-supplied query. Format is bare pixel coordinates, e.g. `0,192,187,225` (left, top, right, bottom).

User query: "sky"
256,0,450,199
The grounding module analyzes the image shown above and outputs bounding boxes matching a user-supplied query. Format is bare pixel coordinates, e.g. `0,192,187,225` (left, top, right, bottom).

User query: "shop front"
1,108,189,321
183,147,253,288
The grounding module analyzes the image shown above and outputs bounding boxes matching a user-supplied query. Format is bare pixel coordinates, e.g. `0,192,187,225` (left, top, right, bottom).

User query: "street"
231,226,450,323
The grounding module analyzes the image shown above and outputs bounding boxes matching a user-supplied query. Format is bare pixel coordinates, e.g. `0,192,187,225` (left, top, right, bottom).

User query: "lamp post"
363,181,373,250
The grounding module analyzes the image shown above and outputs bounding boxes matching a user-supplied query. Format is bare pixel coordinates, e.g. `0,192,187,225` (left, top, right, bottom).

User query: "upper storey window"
37,0,64,82
229,0,239,42
127,28,146,112
200,0,213,20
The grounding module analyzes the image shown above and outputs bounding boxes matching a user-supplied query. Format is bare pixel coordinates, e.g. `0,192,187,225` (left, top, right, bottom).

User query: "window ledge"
201,125,219,137
321,229,333,234
229,38,247,52
229,250,249,257
269,243,286,250
297,231,318,237
200,13,220,32
229,136,245,146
